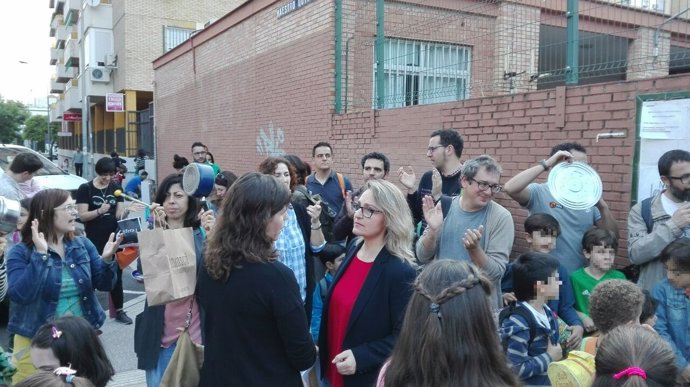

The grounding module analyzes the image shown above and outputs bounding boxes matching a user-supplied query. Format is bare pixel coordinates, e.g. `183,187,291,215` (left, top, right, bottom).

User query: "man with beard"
504,142,618,274
398,129,464,228
628,149,690,291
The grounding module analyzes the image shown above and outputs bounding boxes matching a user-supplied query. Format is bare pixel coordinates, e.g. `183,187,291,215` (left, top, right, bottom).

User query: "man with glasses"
629,149,690,291
398,129,464,227
191,142,220,175
76,157,131,324
416,155,513,308
504,142,618,274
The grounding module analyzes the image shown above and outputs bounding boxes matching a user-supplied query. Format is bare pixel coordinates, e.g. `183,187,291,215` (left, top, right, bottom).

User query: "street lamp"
46,95,59,160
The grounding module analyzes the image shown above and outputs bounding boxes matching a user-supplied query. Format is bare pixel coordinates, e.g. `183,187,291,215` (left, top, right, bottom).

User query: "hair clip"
429,303,441,315
613,367,647,380
51,326,62,339
54,365,77,380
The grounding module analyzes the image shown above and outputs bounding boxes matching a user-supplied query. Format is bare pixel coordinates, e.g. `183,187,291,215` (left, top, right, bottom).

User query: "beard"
669,183,690,202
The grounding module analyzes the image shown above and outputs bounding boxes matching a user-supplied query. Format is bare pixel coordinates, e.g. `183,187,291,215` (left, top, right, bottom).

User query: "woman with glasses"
258,157,325,320
7,189,121,383
76,158,132,325
318,179,416,387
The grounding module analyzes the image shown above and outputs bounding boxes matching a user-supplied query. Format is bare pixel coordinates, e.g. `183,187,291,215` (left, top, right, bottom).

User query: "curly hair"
258,157,297,192
383,260,519,387
589,279,644,334
204,173,291,281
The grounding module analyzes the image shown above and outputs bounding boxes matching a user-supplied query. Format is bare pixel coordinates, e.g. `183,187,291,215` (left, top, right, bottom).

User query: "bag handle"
184,297,194,329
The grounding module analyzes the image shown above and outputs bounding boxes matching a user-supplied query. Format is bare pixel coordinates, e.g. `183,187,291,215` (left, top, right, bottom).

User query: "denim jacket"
7,236,117,338
653,279,690,369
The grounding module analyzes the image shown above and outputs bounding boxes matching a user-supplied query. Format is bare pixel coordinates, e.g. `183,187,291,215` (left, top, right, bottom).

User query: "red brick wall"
331,74,690,265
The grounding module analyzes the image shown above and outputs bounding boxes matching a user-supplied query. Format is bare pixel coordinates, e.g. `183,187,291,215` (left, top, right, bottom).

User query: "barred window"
164,26,195,53
376,38,471,109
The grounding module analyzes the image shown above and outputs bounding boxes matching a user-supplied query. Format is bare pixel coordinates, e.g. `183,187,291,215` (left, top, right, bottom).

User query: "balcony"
55,63,75,83
50,0,65,14
49,14,63,37
63,0,80,26
49,100,63,123
64,79,81,111
64,35,79,68
50,79,64,94
50,47,60,65
82,2,113,30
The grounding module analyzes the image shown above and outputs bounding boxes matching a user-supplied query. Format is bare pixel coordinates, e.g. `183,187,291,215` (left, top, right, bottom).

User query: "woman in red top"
318,180,416,387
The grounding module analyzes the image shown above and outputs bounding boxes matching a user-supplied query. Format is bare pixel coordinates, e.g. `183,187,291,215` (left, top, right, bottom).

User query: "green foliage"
23,116,60,152
0,96,30,143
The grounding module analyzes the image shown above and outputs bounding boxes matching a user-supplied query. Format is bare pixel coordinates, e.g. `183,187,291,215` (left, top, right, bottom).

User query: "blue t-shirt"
526,183,601,274
306,171,352,219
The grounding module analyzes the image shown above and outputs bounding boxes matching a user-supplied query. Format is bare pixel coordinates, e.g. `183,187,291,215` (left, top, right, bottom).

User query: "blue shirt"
310,272,333,342
306,171,352,220
125,175,142,194
653,279,690,369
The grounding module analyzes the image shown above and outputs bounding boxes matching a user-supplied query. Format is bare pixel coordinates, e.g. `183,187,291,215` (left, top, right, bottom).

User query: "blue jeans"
145,342,177,387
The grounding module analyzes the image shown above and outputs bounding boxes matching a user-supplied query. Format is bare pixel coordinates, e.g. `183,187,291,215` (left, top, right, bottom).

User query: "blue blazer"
318,240,416,387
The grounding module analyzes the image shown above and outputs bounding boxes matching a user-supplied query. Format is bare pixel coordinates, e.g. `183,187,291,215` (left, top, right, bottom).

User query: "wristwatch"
539,159,550,171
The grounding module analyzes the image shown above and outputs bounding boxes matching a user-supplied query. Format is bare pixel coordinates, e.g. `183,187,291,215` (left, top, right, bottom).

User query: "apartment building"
48,0,245,162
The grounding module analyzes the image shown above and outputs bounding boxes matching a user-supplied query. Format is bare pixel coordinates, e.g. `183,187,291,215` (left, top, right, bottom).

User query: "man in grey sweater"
417,155,514,308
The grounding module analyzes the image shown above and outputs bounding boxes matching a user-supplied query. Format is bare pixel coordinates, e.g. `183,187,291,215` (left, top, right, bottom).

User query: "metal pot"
0,197,21,234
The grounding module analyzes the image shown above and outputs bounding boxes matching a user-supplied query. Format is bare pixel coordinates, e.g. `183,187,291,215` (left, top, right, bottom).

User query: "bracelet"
311,223,322,230
539,159,550,171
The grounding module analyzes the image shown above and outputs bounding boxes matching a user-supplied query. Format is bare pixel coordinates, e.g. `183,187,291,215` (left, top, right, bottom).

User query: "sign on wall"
106,93,125,112
634,93,690,204
276,0,314,18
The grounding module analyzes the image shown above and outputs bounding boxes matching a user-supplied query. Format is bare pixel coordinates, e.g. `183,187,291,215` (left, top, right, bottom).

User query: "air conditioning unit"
104,54,117,67
91,66,111,83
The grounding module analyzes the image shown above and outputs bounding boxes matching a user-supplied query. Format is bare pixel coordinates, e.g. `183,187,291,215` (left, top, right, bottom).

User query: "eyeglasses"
667,173,690,185
427,145,446,153
352,201,383,218
54,203,78,213
467,178,502,193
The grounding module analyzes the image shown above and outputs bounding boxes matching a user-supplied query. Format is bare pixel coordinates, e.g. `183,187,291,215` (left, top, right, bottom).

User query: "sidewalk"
102,293,147,387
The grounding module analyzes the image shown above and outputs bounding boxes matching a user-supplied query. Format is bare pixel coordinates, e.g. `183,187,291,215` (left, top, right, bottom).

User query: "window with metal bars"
163,26,195,53
375,38,471,108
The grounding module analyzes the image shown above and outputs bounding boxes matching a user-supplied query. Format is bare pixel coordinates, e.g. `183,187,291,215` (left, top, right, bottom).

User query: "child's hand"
546,340,563,362
502,292,517,306
566,325,584,349
583,316,596,332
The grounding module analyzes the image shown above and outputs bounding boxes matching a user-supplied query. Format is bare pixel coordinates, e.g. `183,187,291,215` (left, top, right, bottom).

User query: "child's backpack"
621,197,654,283
498,302,538,352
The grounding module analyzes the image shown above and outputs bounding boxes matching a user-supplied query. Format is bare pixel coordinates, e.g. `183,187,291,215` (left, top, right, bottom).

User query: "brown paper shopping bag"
137,227,197,306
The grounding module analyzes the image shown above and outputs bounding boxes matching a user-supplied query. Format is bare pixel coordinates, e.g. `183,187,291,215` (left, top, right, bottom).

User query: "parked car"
0,144,87,196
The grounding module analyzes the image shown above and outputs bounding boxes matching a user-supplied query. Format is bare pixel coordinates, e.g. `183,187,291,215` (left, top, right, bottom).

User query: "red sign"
63,112,82,121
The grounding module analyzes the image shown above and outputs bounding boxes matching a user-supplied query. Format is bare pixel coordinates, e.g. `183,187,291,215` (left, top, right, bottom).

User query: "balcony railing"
64,79,81,111
64,35,79,68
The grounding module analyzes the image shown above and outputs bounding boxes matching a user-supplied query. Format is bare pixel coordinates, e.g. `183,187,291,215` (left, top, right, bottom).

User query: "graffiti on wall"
256,122,285,156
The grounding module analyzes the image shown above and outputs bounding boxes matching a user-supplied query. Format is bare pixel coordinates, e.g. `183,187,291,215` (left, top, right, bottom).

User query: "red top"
326,256,374,387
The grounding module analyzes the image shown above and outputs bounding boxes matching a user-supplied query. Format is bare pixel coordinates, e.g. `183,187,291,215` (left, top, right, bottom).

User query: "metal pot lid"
547,161,602,210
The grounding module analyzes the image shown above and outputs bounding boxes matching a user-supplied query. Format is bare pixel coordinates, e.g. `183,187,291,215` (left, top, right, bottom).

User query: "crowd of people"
0,133,689,386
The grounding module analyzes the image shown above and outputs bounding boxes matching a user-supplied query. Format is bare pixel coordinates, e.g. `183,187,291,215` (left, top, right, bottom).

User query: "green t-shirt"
570,268,626,315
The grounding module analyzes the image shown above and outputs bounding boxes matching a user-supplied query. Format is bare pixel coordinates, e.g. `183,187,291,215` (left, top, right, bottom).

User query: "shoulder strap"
641,197,654,234
511,305,538,346
336,173,346,199
319,278,328,302
440,196,453,219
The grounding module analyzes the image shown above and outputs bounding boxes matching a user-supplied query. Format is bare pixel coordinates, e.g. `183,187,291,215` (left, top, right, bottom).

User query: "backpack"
498,303,538,353
621,197,653,283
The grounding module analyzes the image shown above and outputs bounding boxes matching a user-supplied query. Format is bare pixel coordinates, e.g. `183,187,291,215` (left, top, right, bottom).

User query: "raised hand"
422,195,443,231
431,168,442,201
198,209,216,233
397,166,416,192
344,191,355,218
463,225,484,251
306,203,322,224
31,219,48,254
544,150,574,169
102,232,124,261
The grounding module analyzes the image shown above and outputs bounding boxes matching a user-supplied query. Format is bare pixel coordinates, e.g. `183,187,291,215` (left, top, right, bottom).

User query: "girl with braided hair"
318,180,417,387
378,259,519,387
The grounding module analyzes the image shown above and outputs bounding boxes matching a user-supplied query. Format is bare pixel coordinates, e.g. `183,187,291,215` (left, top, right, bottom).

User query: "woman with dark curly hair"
198,173,316,386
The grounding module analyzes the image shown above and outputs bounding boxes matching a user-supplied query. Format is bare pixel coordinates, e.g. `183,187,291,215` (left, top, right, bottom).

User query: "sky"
0,1,54,106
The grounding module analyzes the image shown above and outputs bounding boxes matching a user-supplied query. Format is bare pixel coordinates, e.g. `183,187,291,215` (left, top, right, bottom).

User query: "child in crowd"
639,289,658,327
592,325,677,387
14,369,95,387
581,279,645,354
652,237,690,385
310,243,346,342
501,213,584,349
378,260,519,387
30,316,114,387
570,227,626,332
7,198,31,254
500,252,562,386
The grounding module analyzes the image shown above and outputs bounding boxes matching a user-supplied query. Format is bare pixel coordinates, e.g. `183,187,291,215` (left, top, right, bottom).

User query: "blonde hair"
363,180,415,263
